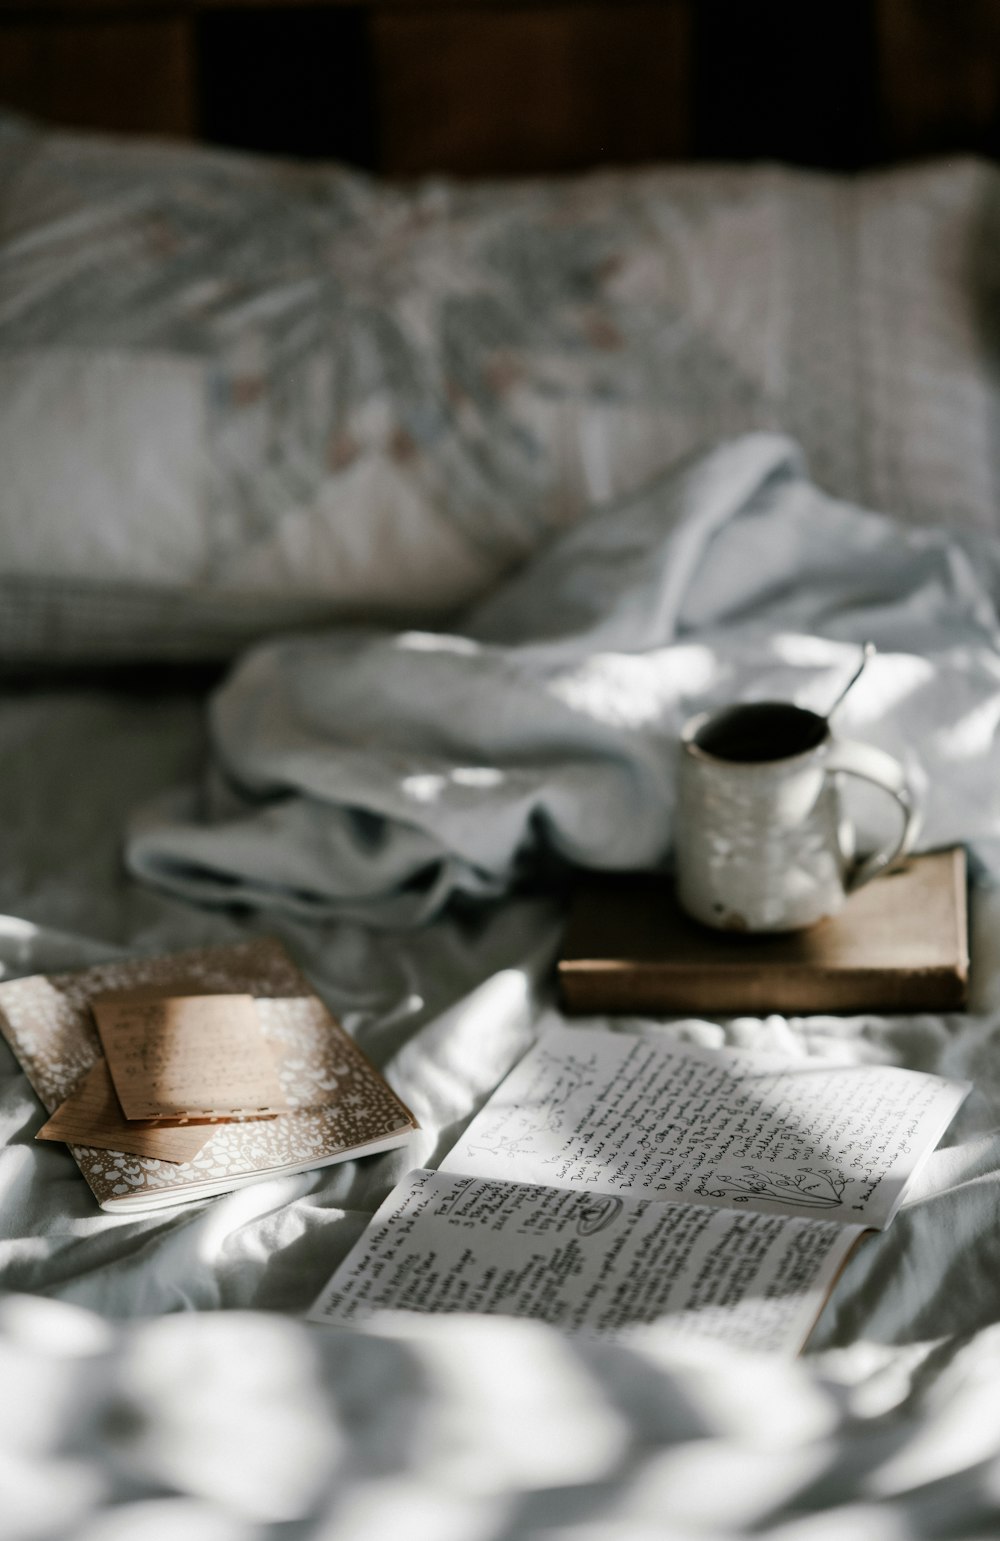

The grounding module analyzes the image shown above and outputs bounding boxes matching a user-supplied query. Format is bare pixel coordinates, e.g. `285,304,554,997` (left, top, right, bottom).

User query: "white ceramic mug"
675,701,922,933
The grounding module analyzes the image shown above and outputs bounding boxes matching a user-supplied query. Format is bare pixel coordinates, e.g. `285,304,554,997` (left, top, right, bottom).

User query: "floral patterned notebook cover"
0,937,417,1211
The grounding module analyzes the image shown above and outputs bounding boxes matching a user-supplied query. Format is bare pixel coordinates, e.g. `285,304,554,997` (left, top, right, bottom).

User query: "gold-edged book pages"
0,937,418,1213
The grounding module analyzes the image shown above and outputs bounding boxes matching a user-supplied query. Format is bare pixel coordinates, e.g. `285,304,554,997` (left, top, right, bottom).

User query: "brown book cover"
558,848,968,1017
0,936,418,1212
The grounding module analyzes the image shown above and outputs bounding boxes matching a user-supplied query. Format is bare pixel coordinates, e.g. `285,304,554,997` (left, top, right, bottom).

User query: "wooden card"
558,848,969,1016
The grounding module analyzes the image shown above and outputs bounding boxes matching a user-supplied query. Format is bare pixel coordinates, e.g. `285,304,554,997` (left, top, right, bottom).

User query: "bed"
4,3,1000,1537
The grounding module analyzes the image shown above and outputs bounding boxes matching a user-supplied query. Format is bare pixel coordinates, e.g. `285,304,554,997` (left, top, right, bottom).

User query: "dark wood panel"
373,2,692,174
1,1,1000,171
693,0,880,169
0,0,375,10
0,0,664,9
197,5,377,161
0,17,196,136
877,0,1000,160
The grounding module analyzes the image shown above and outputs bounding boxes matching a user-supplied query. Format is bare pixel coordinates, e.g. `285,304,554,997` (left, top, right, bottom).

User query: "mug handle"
823,739,923,892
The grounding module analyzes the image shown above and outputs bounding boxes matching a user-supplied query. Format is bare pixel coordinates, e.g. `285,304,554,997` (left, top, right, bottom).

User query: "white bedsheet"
3,434,1000,1538
129,434,1000,919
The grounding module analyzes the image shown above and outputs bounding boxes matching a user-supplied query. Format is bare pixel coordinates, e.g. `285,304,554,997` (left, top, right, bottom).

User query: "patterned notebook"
0,936,418,1212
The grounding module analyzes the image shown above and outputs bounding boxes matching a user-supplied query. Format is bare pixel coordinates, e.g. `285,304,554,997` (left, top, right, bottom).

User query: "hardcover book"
557,848,968,1016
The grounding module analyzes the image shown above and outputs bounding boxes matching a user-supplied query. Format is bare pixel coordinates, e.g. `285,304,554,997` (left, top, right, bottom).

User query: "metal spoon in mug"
825,641,876,721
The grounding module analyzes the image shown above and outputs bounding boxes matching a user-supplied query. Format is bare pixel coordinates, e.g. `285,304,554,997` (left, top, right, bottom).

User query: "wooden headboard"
2,0,999,175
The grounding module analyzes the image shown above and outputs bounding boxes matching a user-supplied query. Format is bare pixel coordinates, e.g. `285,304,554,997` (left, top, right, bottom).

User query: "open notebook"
0,937,418,1212
309,1020,969,1354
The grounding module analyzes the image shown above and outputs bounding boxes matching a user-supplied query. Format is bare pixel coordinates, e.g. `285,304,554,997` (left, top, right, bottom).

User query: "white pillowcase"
2,111,998,663
1,348,208,582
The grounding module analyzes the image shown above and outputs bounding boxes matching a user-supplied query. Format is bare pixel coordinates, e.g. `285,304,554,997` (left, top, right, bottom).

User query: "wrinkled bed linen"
129,433,1000,922
5,432,1000,1536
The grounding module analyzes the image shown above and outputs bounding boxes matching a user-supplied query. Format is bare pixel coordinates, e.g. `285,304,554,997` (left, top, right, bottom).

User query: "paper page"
308,1169,863,1355
92,993,290,1120
36,1060,212,1163
441,1023,970,1229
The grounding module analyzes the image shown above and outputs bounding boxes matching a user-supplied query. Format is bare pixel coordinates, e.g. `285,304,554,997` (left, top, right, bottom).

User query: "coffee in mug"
675,701,922,933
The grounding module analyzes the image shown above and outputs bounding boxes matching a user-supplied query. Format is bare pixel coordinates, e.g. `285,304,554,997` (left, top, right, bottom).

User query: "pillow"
2,110,998,663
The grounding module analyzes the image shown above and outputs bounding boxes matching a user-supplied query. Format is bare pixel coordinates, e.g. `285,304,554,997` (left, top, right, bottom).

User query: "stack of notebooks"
0,937,418,1212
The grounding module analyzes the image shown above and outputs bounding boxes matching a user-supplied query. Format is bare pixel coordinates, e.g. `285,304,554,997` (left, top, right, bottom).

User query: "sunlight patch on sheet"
195,1177,316,1268
367,1313,629,1490
70,1497,248,1541
766,1501,912,1540
866,1339,1000,1498
546,644,717,729
451,767,504,789
329,1476,496,1541
2,1459,104,1541
388,962,539,1152
767,635,935,721
0,916,40,940
121,1314,338,1521
401,773,449,804
642,1336,841,1447
770,634,853,667
626,1441,829,1531
396,631,481,656
0,1292,113,1357
934,695,1000,761
849,655,936,722
0,913,41,976
402,767,506,804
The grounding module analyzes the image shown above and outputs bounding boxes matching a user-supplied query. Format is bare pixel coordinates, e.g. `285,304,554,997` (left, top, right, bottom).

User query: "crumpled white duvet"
4,432,1000,1538
128,434,1000,923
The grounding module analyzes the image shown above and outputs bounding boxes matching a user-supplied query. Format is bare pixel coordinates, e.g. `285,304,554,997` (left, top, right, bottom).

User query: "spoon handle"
826,641,876,720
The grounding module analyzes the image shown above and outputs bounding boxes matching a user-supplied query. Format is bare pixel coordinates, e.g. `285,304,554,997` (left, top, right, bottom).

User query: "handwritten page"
308,1168,863,1354
36,1060,212,1163
440,1022,970,1229
92,993,290,1120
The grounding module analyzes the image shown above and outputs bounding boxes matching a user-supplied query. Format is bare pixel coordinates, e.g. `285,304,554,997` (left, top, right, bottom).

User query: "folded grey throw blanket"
128,434,1000,924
